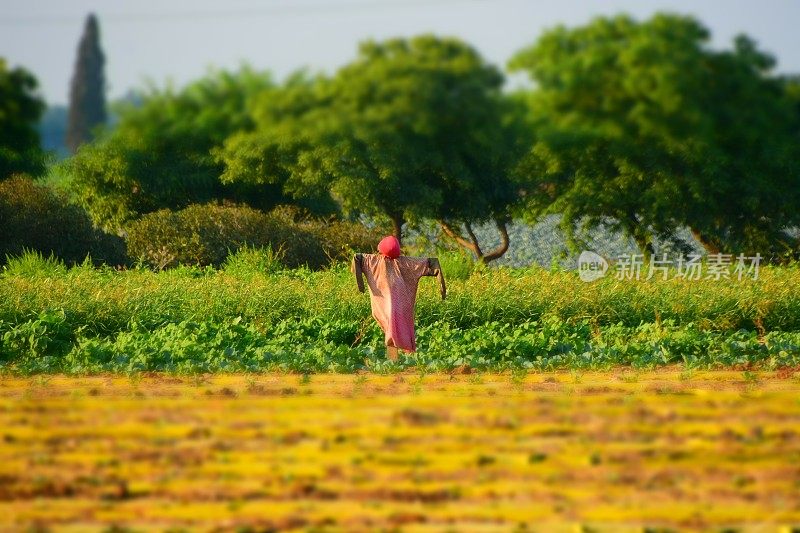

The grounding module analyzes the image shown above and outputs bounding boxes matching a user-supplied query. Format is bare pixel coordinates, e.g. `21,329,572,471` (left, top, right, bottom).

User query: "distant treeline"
2,12,800,268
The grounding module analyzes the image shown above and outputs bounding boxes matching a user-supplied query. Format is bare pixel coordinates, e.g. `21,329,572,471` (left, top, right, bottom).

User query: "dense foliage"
212,36,528,261
48,14,800,261
61,67,284,230
509,14,800,259
218,37,529,262
0,59,46,179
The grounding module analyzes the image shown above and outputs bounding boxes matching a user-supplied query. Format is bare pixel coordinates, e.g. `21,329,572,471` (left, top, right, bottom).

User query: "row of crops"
2,250,800,374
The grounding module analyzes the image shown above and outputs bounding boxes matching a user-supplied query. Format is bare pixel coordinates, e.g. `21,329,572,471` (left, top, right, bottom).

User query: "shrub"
263,205,385,263
222,245,284,277
310,219,384,263
125,202,382,270
3,249,68,277
0,175,126,266
434,248,476,280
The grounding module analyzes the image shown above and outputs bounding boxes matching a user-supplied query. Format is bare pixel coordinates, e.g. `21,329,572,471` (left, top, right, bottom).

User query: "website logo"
578,251,608,282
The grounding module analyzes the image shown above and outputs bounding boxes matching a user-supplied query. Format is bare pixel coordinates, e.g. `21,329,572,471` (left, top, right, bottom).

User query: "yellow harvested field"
2,369,800,532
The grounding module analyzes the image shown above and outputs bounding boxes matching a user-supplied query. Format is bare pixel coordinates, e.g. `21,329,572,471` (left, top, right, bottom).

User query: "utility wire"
0,0,497,26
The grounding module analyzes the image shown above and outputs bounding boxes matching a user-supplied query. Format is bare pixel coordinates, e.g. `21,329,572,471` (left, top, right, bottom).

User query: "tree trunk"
464,223,483,257
632,232,655,259
440,220,480,256
439,218,510,264
482,219,510,263
690,228,721,255
626,213,654,259
390,214,404,247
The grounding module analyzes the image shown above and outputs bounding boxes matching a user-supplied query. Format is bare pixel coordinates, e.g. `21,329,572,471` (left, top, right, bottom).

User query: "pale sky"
2,0,799,105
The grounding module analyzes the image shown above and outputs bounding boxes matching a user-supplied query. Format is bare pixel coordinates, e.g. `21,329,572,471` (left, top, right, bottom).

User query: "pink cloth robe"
353,253,445,352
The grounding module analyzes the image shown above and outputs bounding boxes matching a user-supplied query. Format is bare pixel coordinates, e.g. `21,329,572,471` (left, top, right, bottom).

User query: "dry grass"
2,369,800,531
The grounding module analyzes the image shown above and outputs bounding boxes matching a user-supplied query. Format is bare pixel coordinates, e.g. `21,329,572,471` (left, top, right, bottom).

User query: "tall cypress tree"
66,13,107,154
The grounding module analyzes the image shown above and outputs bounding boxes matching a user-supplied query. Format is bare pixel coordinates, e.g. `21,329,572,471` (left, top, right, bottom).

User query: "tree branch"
439,220,480,256
439,219,511,264
464,222,483,258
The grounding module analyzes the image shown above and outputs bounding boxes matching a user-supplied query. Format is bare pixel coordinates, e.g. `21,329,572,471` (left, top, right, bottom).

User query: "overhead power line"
0,0,496,27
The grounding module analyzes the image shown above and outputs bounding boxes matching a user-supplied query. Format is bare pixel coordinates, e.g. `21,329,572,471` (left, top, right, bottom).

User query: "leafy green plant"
1,260,800,374
222,245,284,277
3,249,68,277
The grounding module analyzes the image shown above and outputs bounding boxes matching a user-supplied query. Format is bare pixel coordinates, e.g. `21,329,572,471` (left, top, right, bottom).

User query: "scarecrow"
352,236,446,360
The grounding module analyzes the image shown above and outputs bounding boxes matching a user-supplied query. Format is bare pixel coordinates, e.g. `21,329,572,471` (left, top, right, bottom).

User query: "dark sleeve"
352,253,365,293
427,257,446,300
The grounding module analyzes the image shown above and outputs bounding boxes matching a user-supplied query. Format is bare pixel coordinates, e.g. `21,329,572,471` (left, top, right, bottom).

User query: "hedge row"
0,176,383,270
0,176,126,266
125,204,382,269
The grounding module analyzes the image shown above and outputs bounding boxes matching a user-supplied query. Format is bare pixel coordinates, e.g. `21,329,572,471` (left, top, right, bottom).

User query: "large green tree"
218,36,527,260
62,67,282,230
510,13,800,258
0,59,46,179
215,72,341,219
435,91,531,262
66,13,107,154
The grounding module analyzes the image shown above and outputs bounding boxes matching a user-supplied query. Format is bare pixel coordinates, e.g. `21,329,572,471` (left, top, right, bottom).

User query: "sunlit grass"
1,371,799,530
1,252,800,373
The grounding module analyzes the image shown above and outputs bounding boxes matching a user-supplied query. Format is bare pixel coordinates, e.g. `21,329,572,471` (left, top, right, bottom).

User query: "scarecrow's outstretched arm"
428,257,446,300
352,254,365,293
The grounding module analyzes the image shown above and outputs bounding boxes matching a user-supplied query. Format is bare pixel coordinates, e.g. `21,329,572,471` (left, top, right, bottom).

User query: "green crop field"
2,251,800,374
0,252,800,374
